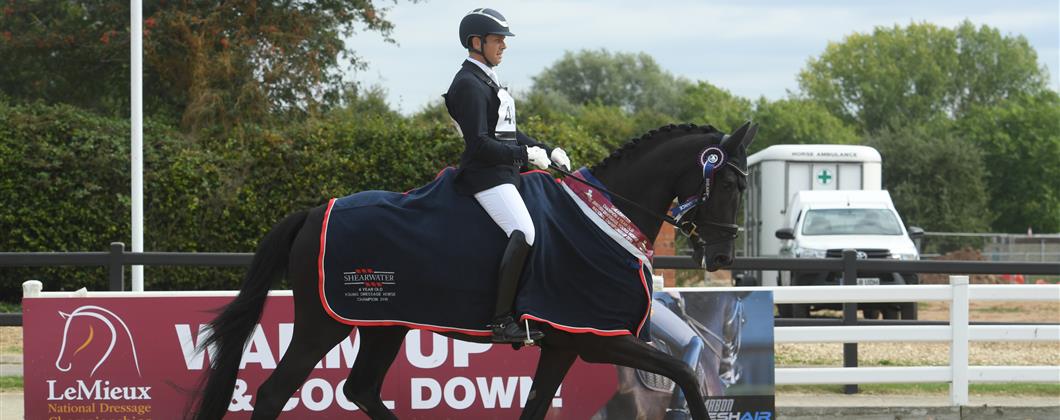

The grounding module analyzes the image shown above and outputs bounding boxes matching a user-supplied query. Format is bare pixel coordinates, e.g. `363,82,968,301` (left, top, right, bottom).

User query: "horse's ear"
742,123,759,149
722,121,751,150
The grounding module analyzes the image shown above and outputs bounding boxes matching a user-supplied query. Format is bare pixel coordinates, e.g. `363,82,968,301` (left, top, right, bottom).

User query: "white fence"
681,276,1060,405
23,278,1060,406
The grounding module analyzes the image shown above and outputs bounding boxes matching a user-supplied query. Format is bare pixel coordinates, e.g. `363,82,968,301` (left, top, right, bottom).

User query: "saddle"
318,168,652,339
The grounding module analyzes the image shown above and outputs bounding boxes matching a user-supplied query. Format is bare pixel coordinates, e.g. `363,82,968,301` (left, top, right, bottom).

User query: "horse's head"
673,122,756,271
588,121,756,271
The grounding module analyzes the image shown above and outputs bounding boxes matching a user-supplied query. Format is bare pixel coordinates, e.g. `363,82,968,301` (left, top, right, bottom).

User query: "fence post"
841,248,859,394
109,242,125,291
950,275,970,405
23,280,42,298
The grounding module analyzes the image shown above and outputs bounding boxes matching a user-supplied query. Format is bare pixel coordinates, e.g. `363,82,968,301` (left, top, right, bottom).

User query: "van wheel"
882,307,900,320
777,304,793,318
792,304,811,318
863,308,881,320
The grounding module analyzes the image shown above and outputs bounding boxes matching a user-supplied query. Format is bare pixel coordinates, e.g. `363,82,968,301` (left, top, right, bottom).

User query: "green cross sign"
817,169,833,184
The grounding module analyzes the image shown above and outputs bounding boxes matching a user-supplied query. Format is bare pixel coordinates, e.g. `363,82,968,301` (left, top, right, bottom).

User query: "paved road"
0,356,19,378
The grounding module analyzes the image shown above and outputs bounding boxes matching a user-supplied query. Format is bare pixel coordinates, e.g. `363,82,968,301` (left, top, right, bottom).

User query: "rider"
444,8,571,344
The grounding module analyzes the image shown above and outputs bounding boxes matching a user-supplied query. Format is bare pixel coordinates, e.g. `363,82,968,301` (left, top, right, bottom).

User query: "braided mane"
590,123,721,172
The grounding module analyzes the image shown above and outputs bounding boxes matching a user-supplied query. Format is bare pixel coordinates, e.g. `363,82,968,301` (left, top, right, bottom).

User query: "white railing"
23,278,1060,406
692,276,1060,405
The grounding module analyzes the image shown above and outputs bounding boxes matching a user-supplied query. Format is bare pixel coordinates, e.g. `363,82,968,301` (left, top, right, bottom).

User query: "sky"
346,0,1060,115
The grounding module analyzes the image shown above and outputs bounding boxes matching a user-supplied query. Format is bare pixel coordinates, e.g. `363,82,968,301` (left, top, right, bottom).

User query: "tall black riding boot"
490,230,544,344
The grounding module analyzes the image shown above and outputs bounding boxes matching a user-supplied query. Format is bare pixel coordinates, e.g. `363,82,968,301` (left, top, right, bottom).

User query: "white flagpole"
131,0,144,291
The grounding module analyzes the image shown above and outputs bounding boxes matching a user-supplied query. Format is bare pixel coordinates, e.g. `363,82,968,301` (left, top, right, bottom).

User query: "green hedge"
1,101,616,301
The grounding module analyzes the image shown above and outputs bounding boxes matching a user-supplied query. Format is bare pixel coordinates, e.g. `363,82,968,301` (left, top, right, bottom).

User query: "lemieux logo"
55,305,142,377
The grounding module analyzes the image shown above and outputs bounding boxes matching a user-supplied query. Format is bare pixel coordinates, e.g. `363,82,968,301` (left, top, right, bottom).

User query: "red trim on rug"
521,169,552,176
635,261,651,337
318,198,346,324
405,167,457,194
435,166,454,180
520,314,632,337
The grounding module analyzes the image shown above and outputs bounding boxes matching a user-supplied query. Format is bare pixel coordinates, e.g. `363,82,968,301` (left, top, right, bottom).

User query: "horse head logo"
54,305,142,377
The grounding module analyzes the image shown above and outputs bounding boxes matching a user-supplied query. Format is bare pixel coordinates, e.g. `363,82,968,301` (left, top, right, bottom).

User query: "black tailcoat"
445,60,551,195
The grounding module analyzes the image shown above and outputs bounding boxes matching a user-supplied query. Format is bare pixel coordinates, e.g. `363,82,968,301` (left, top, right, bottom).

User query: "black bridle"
664,146,746,248
550,150,746,251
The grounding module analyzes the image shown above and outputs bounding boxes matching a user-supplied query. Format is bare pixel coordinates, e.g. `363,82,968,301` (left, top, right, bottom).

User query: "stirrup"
490,317,542,345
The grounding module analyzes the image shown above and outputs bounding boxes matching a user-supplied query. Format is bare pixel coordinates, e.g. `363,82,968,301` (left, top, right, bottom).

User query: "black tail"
191,210,310,420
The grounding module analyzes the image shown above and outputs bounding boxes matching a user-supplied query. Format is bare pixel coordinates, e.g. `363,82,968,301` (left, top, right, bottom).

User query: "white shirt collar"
465,57,500,86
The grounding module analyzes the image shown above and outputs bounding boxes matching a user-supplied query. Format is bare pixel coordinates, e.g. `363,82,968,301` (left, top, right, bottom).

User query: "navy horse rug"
318,168,654,339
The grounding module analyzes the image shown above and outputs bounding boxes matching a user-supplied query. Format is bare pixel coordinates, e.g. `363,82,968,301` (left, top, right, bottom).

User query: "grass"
0,302,20,313
0,376,22,391
778,383,1060,396
977,305,1027,313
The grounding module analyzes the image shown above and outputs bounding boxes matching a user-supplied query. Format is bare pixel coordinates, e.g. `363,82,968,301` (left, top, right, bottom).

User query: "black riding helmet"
459,8,514,67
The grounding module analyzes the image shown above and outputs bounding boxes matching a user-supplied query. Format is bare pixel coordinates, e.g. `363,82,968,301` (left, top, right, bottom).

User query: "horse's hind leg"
578,336,708,420
250,319,352,419
520,346,577,420
341,326,408,420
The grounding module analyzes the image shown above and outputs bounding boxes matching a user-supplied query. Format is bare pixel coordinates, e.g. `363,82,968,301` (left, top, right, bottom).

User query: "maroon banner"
23,294,617,419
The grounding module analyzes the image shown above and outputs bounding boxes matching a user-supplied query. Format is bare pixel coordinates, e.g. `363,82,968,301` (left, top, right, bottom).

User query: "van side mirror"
775,227,795,240
908,226,924,239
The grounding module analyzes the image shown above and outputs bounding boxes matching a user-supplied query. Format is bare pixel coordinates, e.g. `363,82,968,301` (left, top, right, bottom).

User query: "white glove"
526,146,550,170
550,148,571,171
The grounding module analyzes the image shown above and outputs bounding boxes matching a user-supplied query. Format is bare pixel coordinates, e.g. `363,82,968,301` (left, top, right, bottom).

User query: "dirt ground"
778,300,1060,367
0,327,19,356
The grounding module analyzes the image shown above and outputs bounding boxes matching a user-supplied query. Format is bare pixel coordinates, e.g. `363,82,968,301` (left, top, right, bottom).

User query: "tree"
956,91,1060,233
749,97,860,154
0,1,407,131
530,49,692,116
798,21,1049,132
676,82,753,134
865,122,991,236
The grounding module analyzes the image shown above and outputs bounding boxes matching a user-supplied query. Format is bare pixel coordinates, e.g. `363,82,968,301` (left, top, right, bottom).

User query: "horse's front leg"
342,326,408,420
520,344,577,420
577,335,707,420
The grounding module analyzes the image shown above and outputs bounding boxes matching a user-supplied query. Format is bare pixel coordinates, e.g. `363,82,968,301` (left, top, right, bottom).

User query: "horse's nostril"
714,255,732,266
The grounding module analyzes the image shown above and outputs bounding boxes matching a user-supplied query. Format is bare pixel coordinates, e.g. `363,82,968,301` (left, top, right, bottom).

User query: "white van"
774,190,923,319
741,144,884,287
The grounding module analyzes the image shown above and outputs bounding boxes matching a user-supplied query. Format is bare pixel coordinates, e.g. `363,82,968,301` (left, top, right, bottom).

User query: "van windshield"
801,208,903,236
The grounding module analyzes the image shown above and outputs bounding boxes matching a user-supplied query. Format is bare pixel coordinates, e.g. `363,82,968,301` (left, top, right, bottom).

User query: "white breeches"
474,183,535,246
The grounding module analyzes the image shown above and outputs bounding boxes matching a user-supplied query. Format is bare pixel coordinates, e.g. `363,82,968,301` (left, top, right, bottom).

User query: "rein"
550,159,743,246
550,164,686,230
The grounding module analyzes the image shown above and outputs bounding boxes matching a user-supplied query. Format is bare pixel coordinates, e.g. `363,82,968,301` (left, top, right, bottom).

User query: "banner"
23,290,773,419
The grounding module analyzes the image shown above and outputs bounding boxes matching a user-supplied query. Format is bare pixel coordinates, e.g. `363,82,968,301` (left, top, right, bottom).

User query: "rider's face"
477,34,506,65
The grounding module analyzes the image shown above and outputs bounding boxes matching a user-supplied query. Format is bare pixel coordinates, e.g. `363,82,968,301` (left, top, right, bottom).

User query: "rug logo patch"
342,268,397,302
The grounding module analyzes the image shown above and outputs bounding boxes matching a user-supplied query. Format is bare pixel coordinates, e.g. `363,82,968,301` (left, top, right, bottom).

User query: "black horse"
192,122,757,420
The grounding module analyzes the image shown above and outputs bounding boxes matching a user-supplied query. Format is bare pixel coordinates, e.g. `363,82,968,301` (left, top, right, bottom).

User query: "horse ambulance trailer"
740,144,882,287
